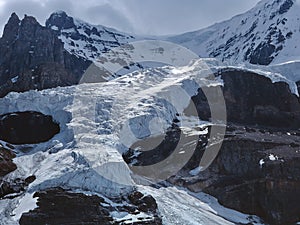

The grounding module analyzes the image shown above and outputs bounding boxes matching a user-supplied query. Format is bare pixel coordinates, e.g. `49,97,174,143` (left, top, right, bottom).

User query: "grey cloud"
83,3,135,33
119,0,261,35
0,0,261,36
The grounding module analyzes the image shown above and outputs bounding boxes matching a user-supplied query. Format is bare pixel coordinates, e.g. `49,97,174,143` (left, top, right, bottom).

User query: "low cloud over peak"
0,0,260,36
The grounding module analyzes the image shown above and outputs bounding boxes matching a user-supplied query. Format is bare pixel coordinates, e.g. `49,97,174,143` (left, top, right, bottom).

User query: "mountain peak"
22,14,39,26
44,11,136,61
9,12,20,22
1,12,20,39
46,10,75,31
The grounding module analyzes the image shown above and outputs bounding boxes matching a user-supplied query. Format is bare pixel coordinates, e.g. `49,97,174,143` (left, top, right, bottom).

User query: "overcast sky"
0,0,261,36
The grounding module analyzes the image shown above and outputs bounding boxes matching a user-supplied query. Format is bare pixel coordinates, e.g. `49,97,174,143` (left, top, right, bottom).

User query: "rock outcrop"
176,124,300,225
0,142,36,199
20,188,162,225
193,69,300,128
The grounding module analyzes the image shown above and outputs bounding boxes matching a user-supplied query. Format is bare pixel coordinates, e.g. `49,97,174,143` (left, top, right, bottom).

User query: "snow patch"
111,211,154,224
268,154,279,161
51,25,59,31
11,76,19,83
259,159,265,168
12,193,38,220
189,166,203,176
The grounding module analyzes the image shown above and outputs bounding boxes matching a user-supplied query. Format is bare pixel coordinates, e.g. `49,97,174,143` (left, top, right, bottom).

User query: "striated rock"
249,42,276,65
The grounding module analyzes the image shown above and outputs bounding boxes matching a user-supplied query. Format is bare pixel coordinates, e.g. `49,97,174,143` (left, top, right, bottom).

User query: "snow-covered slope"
45,0,300,67
0,60,262,224
46,11,138,61
168,0,300,66
43,1,300,83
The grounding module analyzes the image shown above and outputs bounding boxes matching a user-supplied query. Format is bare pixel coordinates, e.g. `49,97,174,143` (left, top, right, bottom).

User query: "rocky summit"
0,13,92,98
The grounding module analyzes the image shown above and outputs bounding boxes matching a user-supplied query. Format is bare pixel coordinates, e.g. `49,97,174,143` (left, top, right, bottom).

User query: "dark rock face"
249,42,276,65
0,13,91,98
123,124,182,166
126,124,300,225
193,69,300,128
0,111,60,145
0,175,36,199
191,70,300,224
0,144,16,177
278,0,294,14
20,188,162,225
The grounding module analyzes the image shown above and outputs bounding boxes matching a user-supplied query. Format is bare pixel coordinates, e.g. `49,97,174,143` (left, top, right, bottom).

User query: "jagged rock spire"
1,12,20,40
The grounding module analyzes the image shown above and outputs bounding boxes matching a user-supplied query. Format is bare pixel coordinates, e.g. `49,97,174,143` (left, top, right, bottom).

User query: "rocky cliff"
0,13,91,98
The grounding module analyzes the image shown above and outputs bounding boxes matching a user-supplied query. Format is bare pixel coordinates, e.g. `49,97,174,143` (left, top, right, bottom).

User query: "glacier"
0,60,264,224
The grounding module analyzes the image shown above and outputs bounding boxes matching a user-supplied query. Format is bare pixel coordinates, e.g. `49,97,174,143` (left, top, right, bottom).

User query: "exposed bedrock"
193,69,300,129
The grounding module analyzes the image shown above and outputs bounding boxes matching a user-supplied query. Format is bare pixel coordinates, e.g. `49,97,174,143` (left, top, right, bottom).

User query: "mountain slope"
0,11,140,98
168,0,300,65
46,11,137,61
2,1,300,98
